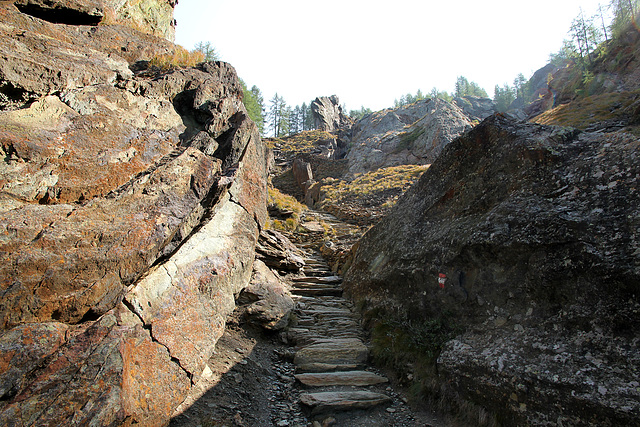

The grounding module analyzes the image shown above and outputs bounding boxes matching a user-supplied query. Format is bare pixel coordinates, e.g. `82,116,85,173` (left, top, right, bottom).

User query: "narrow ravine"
171,210,448,426
281,210,446,426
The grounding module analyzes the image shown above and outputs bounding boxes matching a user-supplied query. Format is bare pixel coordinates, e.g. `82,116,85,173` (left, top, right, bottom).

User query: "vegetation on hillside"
148,45,205,71
266,130,336,156
265,187,306,232
317,164,429,224
392,76,486,108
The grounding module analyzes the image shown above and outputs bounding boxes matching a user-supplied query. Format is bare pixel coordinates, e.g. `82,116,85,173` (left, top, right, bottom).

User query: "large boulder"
238,259,295,331
0,2,268,424
346,98,474,174
343,115,640,425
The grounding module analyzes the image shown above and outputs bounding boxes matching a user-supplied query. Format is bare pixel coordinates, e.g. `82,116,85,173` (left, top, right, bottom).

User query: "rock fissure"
121,296,194,383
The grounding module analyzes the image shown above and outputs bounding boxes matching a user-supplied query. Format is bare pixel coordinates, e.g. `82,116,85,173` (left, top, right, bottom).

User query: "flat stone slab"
295,371,388,387
296,362,361,373
300,391,392,414
291,288,343,297
294,338,368,366
300,221,325,232
290,281,341,289
292,275,342,284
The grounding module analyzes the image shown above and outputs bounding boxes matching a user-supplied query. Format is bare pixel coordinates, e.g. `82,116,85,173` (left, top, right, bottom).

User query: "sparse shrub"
149,46,205,71
266,187,306,231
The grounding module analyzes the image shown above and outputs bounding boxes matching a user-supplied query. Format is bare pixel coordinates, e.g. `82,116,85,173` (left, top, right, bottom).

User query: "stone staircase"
285,241,397,424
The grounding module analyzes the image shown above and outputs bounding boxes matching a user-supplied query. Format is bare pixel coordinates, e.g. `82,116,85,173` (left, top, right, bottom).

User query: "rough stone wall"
343,115,640,425
0,3,267,425
103,0,177,41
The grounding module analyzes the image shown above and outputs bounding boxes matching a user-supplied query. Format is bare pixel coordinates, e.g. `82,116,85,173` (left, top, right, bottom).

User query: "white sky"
175,0,610,112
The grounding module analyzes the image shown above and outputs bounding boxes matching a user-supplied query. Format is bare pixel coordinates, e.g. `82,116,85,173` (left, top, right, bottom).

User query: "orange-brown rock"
0,1,268,424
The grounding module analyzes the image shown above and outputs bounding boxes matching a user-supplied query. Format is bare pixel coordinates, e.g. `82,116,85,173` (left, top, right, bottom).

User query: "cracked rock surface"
0,1,267,425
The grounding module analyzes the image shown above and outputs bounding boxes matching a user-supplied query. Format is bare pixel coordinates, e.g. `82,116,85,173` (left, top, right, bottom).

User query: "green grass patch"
394,127,426,153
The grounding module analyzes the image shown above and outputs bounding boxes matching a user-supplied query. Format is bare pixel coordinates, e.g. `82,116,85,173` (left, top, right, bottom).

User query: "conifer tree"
193,41,219,61
240,80,265,135
267,94,288,137
493,84,516,112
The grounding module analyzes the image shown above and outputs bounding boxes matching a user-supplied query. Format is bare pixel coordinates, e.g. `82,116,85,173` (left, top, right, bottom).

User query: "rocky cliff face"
311,95,350,133
0,1,267,425
345,97,484,175
343,115,639,425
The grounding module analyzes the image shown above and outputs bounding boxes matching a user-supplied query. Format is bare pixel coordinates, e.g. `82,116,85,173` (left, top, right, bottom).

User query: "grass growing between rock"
318,164,428,224
149,46,206,71
265,187,306,232
358,304,494,425
532,91,640,134
312,164,428,226
266,130,336,158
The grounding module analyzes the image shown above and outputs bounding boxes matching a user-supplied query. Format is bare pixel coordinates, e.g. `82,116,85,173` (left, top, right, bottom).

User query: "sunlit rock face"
311,95,351,133
344,114,640,425
345,97,492,175
0,2,268,424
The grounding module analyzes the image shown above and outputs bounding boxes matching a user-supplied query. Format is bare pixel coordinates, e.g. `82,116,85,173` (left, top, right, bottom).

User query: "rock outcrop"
0,2,267,425
346,98,474,174
311,95,350,132
102,0,178,41
452,96,496,122
343,115,639,425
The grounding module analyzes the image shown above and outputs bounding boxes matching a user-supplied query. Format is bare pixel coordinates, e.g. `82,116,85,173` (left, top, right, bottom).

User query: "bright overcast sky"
175,0,610,112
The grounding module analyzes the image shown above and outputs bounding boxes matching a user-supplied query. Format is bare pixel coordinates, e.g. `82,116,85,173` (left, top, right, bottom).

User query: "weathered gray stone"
239,260,295,331
256,229,305,272
346,98,474,174
294,338,368,367
295,371,388,387
311,95,350,132
0,2,268,422
344,115,640,425
300,391,391,414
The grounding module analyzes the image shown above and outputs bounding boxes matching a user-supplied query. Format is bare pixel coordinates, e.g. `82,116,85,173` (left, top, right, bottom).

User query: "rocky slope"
0,1,267,425
343,114,639,425
346,96,494,175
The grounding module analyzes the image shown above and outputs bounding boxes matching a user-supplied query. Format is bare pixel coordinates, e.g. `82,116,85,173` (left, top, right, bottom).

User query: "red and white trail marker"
438,273,446,289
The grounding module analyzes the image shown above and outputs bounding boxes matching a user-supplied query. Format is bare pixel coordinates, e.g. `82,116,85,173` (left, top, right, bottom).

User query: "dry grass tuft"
265,187,306,232
149,46,205,72
532,91,640,133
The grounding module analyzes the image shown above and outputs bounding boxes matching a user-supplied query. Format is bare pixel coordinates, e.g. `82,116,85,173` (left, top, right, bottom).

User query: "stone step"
296,362,363,374
290,281,341,290
301,268,334,277
295,371,388,387
294,338,368,367
287,330,362,346
291,288,343,297
293,296,350,306
295,316,359,327
300,391,392,415
291,276,342,284
296,309,352,316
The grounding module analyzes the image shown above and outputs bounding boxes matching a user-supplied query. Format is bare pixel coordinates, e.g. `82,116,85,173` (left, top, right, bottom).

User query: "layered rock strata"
344,115,640,425
0,2,267,425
